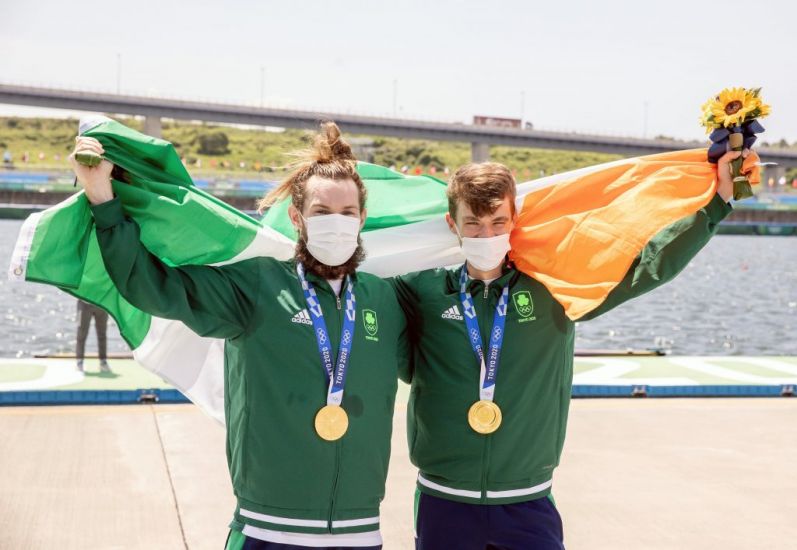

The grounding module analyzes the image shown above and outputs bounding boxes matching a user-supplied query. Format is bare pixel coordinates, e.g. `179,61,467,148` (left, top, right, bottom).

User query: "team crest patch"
512,291,536,323
363,309,379,341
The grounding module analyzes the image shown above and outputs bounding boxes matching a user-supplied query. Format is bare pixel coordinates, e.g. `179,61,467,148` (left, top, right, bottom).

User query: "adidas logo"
441,305,464,321
291,309,313,325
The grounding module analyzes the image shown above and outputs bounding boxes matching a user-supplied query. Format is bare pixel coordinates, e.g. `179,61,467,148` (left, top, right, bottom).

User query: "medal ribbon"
297,263,356,406
459,267,509,402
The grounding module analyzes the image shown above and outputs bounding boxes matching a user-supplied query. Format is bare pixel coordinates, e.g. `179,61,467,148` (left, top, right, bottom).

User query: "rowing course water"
1,219,796,358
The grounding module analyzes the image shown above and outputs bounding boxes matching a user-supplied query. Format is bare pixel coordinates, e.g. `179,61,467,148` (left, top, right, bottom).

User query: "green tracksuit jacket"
91,197,408,535
392,193,732,505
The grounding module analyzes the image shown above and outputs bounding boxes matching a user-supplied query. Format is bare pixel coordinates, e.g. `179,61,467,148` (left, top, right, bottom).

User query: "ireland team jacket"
91,198,408,537
392,192,732,505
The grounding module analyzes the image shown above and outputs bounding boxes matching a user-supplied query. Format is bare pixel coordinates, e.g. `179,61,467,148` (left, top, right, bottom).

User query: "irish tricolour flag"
8,117,743,423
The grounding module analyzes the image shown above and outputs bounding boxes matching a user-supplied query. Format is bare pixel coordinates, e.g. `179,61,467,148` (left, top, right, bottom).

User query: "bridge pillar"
764,164,787,188
143,115,162,138
471,142,490,163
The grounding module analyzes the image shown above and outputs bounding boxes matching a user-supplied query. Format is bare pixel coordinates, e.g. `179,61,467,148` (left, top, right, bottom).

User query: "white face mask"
455,226,511,271
301,213,361,267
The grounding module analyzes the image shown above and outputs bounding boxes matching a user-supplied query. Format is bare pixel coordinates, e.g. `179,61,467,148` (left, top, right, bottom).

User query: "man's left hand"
716,149,750,202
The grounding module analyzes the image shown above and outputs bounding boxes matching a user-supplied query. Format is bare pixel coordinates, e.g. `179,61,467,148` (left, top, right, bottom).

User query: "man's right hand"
68,136,115,205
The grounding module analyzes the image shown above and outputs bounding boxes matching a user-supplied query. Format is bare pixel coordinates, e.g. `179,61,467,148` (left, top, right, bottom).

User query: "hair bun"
312,121,356,163
257,120,361,213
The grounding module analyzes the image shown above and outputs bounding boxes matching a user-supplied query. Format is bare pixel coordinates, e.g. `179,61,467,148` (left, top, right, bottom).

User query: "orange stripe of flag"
510,149,760,320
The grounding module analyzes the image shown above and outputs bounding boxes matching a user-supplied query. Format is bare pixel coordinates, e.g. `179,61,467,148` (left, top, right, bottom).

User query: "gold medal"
468,400,502,434
314,405,349,441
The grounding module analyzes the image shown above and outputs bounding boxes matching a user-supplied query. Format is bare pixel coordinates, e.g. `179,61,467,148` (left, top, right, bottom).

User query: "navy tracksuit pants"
415,491,565,550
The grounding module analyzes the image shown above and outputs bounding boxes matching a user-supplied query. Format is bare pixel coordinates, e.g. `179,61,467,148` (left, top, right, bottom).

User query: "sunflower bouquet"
700,87,771,200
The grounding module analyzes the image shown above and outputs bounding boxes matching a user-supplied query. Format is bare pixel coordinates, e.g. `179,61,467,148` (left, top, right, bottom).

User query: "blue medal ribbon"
297,264,356,406
459,267,509,402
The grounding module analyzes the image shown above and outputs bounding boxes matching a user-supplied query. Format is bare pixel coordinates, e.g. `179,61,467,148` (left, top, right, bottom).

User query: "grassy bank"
0,115,623,180
4,115,795,184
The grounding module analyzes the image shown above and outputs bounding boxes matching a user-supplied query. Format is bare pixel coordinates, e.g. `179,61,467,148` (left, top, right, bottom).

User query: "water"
0,219,795,358
574,235,797,355
0,220,129,358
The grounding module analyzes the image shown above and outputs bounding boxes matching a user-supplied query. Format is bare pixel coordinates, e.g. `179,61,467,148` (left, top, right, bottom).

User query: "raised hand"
716,148,750,202
68,136,115,205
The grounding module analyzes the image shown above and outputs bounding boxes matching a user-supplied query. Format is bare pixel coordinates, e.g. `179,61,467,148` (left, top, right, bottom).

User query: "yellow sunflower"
705,87,759,128
700,100,721,133
756,99,772,118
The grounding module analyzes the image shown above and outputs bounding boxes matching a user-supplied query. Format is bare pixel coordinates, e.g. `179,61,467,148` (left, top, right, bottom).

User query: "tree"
196,131,230,155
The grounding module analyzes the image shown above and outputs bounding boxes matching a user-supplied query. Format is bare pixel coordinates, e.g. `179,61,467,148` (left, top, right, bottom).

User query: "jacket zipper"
481,437,491,503
479,281,491,502
328,285,344,531
328,441,342,532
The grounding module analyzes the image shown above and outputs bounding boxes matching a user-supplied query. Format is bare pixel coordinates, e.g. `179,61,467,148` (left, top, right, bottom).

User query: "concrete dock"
1,399,795,549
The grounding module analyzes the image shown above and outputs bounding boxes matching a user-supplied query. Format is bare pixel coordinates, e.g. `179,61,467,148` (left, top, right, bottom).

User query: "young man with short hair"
393,151,741,550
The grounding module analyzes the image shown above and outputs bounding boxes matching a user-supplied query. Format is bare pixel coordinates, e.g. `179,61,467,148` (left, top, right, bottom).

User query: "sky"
1,0,796,142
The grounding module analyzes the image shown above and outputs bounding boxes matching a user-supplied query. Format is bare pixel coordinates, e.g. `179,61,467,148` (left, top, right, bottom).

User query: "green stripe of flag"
261,162,448,239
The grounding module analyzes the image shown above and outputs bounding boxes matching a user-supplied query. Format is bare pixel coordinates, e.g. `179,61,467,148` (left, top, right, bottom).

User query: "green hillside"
0,115,624,180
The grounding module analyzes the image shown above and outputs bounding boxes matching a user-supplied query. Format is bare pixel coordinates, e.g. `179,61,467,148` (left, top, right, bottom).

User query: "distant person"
76,299,111,373
3,150,11,165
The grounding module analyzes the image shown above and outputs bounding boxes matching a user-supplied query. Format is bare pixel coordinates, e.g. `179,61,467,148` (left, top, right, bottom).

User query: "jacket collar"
446,257,519,295
291,258,359,294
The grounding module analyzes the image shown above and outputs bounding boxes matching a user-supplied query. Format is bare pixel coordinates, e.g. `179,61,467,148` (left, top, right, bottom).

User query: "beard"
294,231,366,280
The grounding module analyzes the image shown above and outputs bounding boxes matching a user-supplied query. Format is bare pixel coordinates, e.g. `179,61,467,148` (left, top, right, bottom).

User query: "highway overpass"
1,83,795,177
